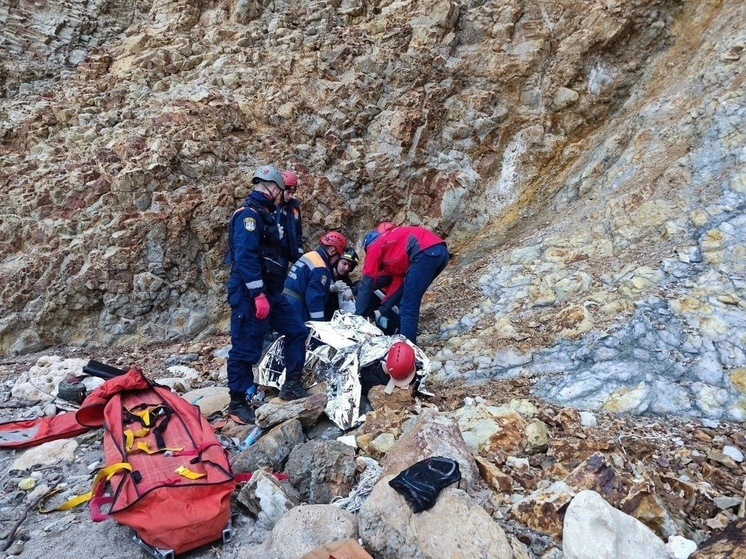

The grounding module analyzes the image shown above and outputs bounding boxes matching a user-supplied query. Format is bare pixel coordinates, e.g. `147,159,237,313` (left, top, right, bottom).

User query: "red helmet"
385,341,416,381
319,231,347,255
281,171,298,189
376,221,397,234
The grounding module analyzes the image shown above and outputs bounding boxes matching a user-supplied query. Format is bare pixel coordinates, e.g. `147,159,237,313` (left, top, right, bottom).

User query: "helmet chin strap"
257,182,280,201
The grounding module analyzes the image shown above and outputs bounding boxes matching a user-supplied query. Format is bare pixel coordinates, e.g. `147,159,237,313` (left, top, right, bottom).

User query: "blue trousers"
399,243,450,343
227,287,308,393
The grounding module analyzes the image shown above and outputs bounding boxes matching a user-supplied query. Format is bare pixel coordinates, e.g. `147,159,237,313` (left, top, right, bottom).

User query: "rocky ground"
1,336,744,558
1,0,745,557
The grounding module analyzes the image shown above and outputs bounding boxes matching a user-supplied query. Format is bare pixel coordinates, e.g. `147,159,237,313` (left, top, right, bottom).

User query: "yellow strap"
129,441,184,455
175,466,205,480
124,404,170,427
124,405,157,426
39,462,132,513
124,428,150,451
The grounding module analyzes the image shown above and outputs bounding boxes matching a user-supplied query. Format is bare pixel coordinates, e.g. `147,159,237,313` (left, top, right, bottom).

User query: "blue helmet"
363,230,381,251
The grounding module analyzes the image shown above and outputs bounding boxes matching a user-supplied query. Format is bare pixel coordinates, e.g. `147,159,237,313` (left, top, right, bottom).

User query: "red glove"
254,293,270,319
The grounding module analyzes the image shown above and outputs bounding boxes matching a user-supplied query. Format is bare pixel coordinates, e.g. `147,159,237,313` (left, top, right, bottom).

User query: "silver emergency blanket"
256,312,431,430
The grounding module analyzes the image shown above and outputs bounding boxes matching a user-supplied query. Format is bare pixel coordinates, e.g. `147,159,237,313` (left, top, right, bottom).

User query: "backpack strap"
123,405,182,453
38,462,132,515
175,466,206,480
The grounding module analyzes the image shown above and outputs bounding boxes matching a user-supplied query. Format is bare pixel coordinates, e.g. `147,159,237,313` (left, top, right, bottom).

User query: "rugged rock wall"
1,0,744,417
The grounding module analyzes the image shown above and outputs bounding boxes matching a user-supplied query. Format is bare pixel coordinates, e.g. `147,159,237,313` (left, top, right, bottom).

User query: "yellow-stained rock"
474,455,514,493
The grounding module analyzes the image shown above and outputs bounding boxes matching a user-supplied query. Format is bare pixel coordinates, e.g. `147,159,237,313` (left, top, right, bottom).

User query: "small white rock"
337,435,358,448
505,456,530,471
18,478,35,490
665,535,697,559
579,411,597,427
722,445,744,463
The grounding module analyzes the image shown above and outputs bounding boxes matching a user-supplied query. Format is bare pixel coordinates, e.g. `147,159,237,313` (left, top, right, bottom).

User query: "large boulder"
563,490,668,559
359,474,514,559
379,410,483,494
240,504,358,559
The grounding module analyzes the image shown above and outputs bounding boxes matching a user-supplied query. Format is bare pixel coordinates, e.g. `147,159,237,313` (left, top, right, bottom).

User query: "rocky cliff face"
1,1,744,417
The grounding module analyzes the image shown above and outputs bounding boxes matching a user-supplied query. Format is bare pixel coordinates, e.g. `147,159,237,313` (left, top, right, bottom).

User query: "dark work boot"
228,392,256,424
278,378,309,401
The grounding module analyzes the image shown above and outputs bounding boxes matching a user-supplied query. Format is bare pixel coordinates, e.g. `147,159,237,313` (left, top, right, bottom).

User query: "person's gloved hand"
329,280,348,293
254,293,270,319
374,310,388,329
342,288,354,301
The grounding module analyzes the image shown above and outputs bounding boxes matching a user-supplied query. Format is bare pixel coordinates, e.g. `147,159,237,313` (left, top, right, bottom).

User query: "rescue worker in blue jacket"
277,170,304,273
225,165,311,421
283,231,348,322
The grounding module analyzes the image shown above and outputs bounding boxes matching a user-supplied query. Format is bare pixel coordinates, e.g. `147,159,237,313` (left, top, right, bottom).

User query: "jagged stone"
231,418,305,474
301,539,373,559
660,474,719,520
509,452,631,540
524,419,550,454
666,535,698,559
285,439,357,504
474,455,514,493
452,403,528,461
690,518,746,558
619,480,681,540
255,391,328,430
356,432,397,460
360,406,408,435
11,439,79,471
237,469,300,529
367,384,413,411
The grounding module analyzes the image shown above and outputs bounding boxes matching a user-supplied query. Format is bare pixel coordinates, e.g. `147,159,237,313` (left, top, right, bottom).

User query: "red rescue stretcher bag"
74,367,236,555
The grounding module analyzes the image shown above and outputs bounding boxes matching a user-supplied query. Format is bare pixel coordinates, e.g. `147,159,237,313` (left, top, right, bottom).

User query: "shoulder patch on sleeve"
321,275,328,286
243,217,256,231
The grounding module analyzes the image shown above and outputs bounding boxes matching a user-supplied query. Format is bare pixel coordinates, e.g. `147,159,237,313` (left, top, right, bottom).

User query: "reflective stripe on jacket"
226,191,284,297
284,247,333,320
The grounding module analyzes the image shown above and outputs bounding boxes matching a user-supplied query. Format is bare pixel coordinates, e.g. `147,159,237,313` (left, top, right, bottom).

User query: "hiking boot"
228,393,256,424
278,381,309,401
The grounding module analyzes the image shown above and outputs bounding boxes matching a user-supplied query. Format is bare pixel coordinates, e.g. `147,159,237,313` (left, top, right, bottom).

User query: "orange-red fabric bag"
77,368,235,555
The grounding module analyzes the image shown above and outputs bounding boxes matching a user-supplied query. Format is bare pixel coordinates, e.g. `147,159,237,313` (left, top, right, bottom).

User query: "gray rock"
285,439,357,504
231,419,305,474
10,329,44,355
237,470,300,529
255,392,328,430
241,505,358,559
